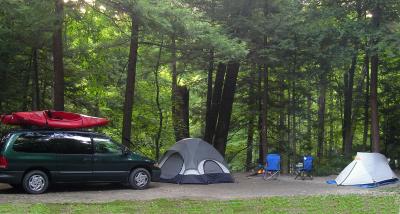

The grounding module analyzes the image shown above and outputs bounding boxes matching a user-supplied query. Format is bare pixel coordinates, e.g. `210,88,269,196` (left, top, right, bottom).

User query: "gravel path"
0,173,397,203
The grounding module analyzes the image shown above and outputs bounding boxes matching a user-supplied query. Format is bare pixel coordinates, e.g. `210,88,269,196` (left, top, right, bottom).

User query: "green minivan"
0,129,160,194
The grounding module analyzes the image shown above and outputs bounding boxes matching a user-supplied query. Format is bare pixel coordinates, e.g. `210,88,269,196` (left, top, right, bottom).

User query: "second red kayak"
1,110,109,129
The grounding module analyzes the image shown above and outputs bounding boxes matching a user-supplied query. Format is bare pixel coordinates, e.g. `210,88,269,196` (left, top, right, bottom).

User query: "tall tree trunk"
343,55,357,156
121,14,140,147
317,69,328,159
154,38,164,161
171,33,180,141
204,63,226,143
306,94,312,154
279,79,288,173
362,54,370,151
257,65,263,165
213,62,240,156
167,31,189,142
32,48,40,110
259,65,268,163
245,68,256,171
204,49,214,136
370,4,381,153
328,89,334,157
53,0,64,111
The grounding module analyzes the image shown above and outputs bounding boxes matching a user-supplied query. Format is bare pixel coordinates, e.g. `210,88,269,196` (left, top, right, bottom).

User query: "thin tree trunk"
213,62,240,156
171,33,180,141
121,14,140,147
21,56,32,111
328,89,334,156
32,48,40,110
307,94,312,154
204,63,226,143
279,78,288,173
362,54,370,151
343,55,357,156
245,68,256,171
370,5,381,153
257,65,263,165
53,0,64,111
154,38,164,161
259,65,268,163
204,49,214,136
317,68,328,159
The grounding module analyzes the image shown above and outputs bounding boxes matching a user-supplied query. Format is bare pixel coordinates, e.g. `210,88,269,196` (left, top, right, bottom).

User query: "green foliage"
314,155,354,176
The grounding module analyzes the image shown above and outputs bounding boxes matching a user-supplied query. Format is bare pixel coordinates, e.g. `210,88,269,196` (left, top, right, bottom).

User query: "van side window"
12,133,56,153
93,138,122,154
52,133,92,154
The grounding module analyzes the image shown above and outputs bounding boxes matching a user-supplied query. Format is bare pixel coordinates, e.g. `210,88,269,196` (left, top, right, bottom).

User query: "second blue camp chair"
263,154,281,180
295,155,314,180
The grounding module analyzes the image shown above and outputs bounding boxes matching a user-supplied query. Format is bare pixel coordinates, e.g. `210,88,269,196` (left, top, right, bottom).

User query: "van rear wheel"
22,170,49,194
129,168,150,190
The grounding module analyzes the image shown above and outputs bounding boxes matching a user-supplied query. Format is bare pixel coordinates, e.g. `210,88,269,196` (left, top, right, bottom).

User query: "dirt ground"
0,173,398,204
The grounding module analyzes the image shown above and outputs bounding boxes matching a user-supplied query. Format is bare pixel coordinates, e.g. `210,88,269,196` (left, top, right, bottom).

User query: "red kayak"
1,110,109,129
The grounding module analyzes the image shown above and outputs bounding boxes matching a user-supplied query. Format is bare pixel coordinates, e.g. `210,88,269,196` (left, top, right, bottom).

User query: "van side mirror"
122,147,130,155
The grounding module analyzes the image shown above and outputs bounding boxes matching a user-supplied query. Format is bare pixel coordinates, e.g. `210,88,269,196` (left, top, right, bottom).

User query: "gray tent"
158,138,234,184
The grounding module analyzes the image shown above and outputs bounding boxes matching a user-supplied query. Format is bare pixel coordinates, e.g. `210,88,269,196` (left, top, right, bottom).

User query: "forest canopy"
0,0,399,173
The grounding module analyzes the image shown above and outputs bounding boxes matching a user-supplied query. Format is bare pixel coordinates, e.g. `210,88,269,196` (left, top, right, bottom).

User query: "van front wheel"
22,170,49,194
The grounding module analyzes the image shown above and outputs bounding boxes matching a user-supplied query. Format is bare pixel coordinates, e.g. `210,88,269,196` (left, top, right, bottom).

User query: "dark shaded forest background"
1,0,399,174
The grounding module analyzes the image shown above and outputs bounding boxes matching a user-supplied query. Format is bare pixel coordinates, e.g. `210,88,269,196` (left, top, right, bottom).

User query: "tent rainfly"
158,138,234,184
335,152,398,187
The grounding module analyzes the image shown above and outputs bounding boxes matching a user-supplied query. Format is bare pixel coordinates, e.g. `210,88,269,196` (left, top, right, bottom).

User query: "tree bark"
32,48,40,110
174,85,190,141
343,55,357,156
52,0,64,111
121,14,140,147
213,62,240,156
204,63,226,143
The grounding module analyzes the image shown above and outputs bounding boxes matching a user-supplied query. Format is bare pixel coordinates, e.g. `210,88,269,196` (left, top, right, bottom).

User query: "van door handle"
83,157,92,162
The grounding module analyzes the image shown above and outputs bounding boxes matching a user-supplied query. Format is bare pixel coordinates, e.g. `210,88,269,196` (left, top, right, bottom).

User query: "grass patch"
0,195,399,214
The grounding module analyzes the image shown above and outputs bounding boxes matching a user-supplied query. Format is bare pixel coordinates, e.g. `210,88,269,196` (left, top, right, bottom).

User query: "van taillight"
0,156,8,169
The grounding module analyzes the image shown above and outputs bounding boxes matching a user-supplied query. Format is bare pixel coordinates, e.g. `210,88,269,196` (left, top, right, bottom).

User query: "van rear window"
0,133,11,152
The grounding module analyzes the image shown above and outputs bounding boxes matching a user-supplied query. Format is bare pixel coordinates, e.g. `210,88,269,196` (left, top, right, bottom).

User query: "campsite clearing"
0,173,398,204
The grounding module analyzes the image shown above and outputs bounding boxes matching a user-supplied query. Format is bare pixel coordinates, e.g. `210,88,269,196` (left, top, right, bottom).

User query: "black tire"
129,168,151,190
22,170,49,194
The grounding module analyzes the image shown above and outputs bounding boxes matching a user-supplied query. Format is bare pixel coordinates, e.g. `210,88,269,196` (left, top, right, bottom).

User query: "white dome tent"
158,138,234,184
335,152,398,187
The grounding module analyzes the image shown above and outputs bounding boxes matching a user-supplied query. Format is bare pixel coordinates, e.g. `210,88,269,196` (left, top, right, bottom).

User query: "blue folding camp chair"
295,155,314,180
263,154,280,180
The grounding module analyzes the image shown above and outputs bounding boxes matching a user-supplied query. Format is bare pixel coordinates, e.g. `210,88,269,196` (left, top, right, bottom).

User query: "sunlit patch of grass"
0,195,398,214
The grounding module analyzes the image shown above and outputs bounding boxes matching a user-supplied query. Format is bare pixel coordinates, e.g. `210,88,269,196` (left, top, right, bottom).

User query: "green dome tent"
158,138,234,184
